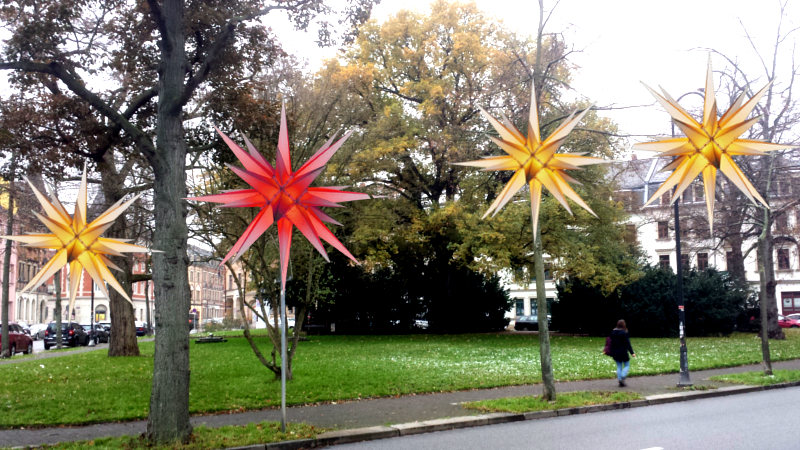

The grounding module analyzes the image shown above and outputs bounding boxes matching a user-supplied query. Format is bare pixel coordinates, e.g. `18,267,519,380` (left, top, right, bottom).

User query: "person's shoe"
618,379,625,387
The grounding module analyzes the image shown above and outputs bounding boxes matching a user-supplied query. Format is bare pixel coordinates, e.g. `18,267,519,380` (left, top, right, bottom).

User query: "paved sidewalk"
3,358,800,448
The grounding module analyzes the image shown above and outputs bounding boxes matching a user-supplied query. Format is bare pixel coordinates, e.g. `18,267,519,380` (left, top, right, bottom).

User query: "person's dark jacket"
610,328,634,362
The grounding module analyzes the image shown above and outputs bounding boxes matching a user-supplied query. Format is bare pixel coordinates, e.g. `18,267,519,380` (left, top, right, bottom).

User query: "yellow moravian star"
634,55,793,233
1,164,155,313
455,85,606,236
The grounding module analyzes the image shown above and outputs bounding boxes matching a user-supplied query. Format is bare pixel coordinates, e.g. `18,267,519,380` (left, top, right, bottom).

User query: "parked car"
778,315,800,328
787,314,800,322
44,322,90,349
17,322,31,336
81,324,110,343
0,323,34,355
514,314,552,331
135,321,147,337
29,323,47,340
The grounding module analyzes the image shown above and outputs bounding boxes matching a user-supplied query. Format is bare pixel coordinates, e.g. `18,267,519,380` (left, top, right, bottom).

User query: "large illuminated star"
455,85,605,235
188,104,370,289
2,164,152,312
634,55,793,232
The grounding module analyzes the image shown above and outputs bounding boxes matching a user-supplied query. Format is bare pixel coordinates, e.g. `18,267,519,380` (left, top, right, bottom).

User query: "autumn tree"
0,0,377,443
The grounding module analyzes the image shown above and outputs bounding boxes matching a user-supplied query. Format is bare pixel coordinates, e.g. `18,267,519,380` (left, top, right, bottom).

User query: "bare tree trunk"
54,269,62,349
145,0,192,442
726,235,748,286
757,229,774,375
1,166,14,358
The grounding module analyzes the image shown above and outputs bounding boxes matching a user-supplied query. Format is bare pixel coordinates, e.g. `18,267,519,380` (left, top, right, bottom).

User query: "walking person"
610,319,635,387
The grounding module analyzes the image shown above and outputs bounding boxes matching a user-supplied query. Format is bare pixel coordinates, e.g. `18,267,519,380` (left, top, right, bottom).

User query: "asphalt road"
331,386,800,450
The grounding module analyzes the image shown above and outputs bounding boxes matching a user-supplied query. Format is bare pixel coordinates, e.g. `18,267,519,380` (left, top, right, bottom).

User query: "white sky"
266,0,800,148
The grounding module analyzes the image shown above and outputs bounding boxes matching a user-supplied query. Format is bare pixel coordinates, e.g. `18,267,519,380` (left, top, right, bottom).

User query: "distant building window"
726,251,735,271
697,253,708,271
694,183,704,201
516,300,524,316
680,254,690,270
659,255,671,270
775,213,788,231
778,248,790,270
625,224,637,244
658,221,669,239
660,192,671,206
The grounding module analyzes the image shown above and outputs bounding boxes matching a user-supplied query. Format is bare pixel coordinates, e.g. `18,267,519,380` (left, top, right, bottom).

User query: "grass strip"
5,422,323,450
463,390,642,414
3,331,800,428
710,369,800,386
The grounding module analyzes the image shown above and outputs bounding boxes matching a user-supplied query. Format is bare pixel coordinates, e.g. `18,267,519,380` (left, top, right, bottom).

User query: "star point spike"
188,107,371,290
2,165,154,312
457,83,605,236
633,54,793,231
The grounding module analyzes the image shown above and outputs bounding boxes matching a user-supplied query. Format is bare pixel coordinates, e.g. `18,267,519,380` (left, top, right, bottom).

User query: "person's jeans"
616,360,630,380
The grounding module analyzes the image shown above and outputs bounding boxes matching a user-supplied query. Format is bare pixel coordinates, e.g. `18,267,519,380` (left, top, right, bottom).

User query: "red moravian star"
188,104,370,289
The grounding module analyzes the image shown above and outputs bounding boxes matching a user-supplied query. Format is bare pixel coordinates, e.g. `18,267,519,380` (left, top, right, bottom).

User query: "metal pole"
670,95,699,387
89,280,96,346
280,287,287,431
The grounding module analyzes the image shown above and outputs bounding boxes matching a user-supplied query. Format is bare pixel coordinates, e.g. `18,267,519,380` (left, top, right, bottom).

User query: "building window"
694,183,704,201
95,305,107,321
658,221,669,239
659,255,671,270
778,248,791,270
680,254,689,270
697,253,708,271
660,192,671,206
775,213,788,231
624,224,637,244
680,220,689,238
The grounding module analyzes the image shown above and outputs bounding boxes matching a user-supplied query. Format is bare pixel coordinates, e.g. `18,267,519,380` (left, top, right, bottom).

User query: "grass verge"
5,422,322,450
463,391,642,413
710,369,800,386
2,330,800,428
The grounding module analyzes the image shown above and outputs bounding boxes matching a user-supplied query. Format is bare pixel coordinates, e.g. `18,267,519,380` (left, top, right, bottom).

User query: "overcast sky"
266,0,799,151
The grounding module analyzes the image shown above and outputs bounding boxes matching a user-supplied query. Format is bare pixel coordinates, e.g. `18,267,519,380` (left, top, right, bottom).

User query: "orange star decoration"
455,86,605,235
188,104,370,289
634,55,793,232
2,165,154,313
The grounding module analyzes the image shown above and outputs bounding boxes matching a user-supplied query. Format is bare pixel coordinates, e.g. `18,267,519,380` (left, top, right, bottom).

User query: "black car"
81,324,109,343
44,322,90,349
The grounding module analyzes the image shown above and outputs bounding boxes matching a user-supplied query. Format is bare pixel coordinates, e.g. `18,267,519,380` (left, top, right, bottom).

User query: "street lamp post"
671,90,704,387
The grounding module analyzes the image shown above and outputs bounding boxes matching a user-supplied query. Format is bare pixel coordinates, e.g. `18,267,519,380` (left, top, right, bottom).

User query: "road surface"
331,386,800,450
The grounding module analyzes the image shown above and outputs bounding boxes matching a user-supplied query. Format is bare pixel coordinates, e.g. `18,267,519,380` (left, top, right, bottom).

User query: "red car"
778,315,800,328
0,323,34,355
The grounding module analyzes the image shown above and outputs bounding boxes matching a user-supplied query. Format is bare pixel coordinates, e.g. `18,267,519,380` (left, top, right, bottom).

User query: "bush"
307,253,511,334
552,265,752,337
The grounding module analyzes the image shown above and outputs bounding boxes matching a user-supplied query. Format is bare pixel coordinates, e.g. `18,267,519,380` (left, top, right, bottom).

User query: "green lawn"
10,422,321,450
2,330,799,428
463,391,642,413
710,369,800,386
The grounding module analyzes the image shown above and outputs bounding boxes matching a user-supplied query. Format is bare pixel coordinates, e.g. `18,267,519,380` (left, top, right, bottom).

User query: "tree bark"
145,0,192,443
726,234,748,287
1,166,14,358
534,224,556,401
145,278,152,335
99,150,141,357
54,269,63,349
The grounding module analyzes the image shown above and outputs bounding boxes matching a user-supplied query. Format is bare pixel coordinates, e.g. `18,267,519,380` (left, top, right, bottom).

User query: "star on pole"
455,85,606,235
1,164,154,313
187,104,370,289
633,55,793,233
